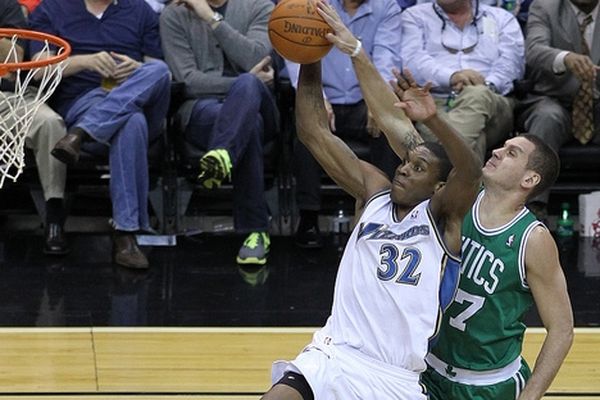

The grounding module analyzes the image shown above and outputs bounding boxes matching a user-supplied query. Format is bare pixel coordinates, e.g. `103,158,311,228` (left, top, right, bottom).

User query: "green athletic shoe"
236,232,270,265
197,149,232,189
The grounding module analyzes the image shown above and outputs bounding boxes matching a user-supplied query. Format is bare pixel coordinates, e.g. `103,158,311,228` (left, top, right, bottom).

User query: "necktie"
572,14,594,145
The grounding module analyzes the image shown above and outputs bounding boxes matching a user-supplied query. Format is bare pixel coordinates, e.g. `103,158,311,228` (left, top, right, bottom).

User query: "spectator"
415,0,523,15
411,0,532,33
1,0,69,255
515,0,600,219
29,0,171,269
160,0,277,265
401,0,525,162
17,0,40,18
285,0,403,248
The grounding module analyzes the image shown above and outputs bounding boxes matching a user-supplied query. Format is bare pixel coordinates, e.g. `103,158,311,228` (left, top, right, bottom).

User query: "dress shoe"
44,223,70,255
113,233,149,269
51,133,82,164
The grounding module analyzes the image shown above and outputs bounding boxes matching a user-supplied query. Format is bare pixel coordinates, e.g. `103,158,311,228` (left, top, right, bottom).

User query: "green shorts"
420,360,532,400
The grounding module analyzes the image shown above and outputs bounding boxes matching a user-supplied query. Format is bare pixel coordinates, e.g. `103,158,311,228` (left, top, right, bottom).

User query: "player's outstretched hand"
315,1,360,57
390,68,436,123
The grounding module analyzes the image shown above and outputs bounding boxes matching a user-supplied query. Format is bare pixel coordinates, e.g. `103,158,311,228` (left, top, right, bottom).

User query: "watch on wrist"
485,81,498,94
211,11,224,24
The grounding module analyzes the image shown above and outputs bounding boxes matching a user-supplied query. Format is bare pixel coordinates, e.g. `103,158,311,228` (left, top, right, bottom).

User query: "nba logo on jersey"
506,234,515,247
411,209,419,219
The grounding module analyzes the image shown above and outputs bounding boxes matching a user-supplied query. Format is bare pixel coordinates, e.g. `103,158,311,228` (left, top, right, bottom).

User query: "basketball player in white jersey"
314,4,573,400
261,4,481,400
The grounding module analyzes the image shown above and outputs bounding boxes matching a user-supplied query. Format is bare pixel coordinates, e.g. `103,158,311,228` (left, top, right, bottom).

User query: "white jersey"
320,190,460,372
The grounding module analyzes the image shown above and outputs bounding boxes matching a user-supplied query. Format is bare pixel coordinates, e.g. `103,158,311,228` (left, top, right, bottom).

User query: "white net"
0,34,67,188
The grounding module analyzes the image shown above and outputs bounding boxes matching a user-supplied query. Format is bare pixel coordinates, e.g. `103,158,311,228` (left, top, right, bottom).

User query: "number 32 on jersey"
377,244,422,285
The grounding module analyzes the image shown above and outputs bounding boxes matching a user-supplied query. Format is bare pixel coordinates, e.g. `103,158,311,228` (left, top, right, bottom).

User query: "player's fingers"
325,32,340,45
317,2,341,28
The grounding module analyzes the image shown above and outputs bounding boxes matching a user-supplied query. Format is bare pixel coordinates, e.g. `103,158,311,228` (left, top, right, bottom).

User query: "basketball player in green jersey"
418,132,574,400
318,2,574,399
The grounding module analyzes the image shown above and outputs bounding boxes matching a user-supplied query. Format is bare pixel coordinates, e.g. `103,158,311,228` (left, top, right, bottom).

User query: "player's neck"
394,204,414,222
479,189,527,228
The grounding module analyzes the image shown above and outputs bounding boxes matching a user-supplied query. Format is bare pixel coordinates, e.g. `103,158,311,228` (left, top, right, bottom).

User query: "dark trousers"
185,74,278,233
294,101,401,210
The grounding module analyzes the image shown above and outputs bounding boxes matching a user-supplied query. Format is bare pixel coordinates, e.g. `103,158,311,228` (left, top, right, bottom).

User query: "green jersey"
431,191,541,371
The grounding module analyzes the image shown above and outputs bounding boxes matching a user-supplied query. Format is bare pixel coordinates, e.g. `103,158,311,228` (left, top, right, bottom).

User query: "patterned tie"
572,14,595,144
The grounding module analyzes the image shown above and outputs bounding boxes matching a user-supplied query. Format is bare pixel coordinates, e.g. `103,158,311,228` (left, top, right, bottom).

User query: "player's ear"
433,181,446,193
522,171,541,190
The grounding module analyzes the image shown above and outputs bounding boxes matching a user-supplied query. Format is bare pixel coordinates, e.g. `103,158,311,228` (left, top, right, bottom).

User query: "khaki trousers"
1,91,67,200
418,85,515,163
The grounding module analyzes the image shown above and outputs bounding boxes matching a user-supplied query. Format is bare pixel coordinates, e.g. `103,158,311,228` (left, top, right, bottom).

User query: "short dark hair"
418,141,452,182
520,134,560,200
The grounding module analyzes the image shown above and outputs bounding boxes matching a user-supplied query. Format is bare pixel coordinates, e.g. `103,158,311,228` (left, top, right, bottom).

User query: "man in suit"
516,0,600,217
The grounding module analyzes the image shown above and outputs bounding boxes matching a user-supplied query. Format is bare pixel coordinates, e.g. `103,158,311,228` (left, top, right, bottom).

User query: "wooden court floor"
0,327,597,400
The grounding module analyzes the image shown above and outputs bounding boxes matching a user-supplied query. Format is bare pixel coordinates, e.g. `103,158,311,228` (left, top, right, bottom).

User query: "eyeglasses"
441,25,479,54
433,3,480,54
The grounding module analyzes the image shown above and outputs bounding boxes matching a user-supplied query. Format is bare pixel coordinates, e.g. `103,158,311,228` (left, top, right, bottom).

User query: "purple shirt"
29,0,162,115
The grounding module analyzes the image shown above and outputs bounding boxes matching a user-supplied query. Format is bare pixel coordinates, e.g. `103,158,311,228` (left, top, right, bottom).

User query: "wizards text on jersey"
357,223,430,241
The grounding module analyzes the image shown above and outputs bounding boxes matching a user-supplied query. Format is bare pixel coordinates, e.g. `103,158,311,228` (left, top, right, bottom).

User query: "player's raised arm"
394,70,481,255
317,1,480,255
296,62,390,204
316,0,422,160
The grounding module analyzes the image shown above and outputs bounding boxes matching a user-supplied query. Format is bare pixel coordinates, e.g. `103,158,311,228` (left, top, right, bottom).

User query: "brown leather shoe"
113,233,149,269
51,133,82,165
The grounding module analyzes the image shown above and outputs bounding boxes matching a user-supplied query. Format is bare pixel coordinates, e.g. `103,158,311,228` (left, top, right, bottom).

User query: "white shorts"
271,331,427,400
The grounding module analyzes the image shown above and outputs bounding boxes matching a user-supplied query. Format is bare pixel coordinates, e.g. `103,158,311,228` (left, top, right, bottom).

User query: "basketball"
268,0,334,64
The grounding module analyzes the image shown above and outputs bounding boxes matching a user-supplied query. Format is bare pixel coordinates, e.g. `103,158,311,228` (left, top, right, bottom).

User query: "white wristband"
350,39,362,58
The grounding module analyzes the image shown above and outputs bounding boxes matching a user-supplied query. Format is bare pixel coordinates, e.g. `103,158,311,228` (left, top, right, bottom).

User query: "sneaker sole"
236,256,267,265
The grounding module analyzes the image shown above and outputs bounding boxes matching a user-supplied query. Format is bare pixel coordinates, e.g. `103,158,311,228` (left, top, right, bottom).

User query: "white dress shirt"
401,1,525,97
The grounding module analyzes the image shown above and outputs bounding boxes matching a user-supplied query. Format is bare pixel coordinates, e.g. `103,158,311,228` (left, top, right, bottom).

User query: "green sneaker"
236,232,270,265
197,149,232,189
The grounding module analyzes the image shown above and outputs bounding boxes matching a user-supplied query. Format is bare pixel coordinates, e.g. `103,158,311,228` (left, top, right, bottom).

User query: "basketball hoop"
0,28,71,188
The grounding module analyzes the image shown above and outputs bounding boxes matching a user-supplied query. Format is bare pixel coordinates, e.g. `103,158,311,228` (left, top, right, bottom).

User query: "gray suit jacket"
526,0,600,107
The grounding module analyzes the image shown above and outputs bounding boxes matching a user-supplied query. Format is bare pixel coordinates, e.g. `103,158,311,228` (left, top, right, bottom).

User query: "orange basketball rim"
0,28,71,75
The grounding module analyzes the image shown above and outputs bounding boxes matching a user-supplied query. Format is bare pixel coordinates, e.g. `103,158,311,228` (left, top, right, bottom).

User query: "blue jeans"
63,61,171,231
185,73,278,233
